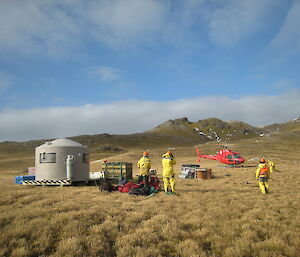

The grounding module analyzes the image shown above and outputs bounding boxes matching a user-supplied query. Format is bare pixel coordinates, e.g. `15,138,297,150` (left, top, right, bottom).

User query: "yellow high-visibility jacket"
256,163,270,179
102,161,107,171
162,154,176,177
268,160,275,172
138,156,151,176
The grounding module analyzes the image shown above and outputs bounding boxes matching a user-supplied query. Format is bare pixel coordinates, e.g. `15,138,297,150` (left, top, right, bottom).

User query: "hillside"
264,117,300,133
149,117,265,142
0,132,198,155
1,117,300,156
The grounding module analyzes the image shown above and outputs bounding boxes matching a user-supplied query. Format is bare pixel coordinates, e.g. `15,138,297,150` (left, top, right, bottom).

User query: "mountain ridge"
1,117,299,154
148,117,265,142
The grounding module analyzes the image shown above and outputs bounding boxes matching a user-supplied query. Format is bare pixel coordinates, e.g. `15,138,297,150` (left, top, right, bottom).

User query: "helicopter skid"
225,164,244,168
224,164,256,168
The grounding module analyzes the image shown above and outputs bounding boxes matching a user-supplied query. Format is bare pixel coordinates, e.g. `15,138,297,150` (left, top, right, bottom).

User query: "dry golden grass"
0,136,300,257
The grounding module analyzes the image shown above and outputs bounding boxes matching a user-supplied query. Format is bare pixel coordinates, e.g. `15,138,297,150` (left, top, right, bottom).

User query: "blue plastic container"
15,175,36,184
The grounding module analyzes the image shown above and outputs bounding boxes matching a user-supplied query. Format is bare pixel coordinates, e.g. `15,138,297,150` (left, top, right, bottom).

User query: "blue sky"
0,0,300,141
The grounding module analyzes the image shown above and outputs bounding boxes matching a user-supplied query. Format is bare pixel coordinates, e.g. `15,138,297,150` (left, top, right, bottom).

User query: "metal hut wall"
35,138,89,181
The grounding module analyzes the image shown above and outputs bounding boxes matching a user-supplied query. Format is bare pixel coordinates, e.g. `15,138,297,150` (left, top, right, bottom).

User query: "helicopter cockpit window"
233,154,241,159
227,155,233,159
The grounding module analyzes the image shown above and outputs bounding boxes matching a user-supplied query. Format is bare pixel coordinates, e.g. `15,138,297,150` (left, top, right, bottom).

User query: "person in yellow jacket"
101,159,108,171
162,151,176,195
268,160,276,173
138,152,151,188
256,158,270,194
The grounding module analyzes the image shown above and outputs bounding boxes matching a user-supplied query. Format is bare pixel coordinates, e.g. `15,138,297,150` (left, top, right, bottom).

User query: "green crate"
102,162,132,180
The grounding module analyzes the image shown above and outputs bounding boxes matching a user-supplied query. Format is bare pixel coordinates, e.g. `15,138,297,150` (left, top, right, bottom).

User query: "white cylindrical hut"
35,138,89,181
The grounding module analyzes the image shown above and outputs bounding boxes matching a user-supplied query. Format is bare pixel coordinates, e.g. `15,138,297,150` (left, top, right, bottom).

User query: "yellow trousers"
163,177,175,192
258,177,269,194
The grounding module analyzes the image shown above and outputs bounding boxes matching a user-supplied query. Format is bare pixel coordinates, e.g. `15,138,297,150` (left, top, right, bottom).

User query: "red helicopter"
195,146,245,165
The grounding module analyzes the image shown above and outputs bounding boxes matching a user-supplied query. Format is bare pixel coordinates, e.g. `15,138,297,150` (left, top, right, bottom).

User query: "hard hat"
259,158,265,163
143,151,149,156
167,151,172,154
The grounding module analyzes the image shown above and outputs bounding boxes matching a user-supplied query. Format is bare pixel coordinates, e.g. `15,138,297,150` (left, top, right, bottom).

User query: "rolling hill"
0,132,197,155
1,117,299,155
264,117,300,133
149,117,266,142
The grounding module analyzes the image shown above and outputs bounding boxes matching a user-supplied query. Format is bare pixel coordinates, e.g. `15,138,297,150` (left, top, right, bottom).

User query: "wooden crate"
196,168,213,179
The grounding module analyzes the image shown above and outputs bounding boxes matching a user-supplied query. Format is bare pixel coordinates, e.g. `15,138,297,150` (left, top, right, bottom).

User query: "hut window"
40,153,56,163
83,153,89,163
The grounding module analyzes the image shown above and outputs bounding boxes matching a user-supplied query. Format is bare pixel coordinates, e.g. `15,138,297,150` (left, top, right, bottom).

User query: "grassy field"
0,135,300,257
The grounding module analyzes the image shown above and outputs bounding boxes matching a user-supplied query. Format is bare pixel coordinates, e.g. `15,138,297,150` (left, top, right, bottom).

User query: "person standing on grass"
256,158,271,194
102,159,108,171
268,159,276,172
162,151,176,195
137,152,151,188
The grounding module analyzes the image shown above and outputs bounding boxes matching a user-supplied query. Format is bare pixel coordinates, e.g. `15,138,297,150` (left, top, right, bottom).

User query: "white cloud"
0,0,81,56
87,0,168,46
271,1,300,54
0,72,14,92
208,0,277,46
0,91,300,142
0,0,287,54
90,66,121,81
0,0,169,54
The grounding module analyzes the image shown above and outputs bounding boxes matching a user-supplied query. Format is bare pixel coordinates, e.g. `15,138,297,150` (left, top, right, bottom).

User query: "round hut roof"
36,138,88,149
